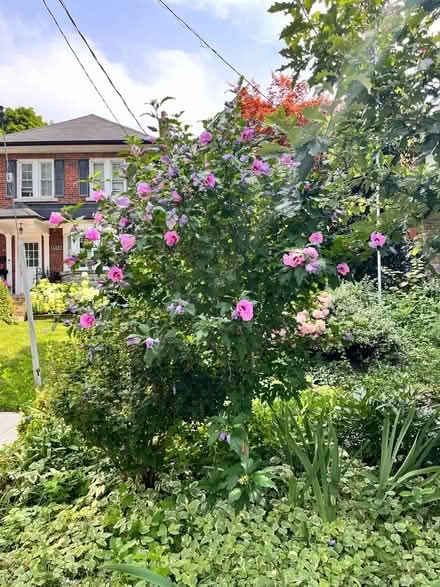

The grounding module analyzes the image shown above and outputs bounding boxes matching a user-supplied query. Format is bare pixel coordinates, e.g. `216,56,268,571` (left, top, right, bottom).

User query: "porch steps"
12,296,26,321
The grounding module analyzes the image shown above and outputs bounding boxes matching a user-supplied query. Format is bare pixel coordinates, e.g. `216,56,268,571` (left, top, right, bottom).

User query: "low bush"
0,281,14,324
30,276,99,315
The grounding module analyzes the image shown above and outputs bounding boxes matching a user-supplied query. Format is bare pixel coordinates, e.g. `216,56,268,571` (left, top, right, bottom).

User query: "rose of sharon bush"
52,92,358,478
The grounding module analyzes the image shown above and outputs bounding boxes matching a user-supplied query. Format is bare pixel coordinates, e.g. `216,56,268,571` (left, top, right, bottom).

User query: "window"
90,159,126,198
18,160,54,199
67,227,96,270
24,242,40,268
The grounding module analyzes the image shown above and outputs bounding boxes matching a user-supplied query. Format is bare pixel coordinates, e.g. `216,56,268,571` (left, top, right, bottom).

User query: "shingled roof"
3,114,155,146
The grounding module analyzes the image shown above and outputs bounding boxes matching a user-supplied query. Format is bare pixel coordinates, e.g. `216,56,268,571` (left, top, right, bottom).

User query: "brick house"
0,114,152,294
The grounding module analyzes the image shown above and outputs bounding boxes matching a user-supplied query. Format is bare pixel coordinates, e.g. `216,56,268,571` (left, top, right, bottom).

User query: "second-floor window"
90,159,126,197
18,160,54,199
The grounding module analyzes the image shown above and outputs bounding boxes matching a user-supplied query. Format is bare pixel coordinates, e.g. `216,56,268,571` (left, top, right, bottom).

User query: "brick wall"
0,234,5,257
49,228,64,273
0,152,121,207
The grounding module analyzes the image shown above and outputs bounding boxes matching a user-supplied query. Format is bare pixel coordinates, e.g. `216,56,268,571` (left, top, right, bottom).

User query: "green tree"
1,106,46,134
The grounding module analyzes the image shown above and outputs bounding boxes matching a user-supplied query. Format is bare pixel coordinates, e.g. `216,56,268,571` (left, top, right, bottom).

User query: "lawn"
0,320,67,411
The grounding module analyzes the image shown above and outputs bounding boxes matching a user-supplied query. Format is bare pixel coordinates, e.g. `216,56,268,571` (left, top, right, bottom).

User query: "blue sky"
1,0,287,131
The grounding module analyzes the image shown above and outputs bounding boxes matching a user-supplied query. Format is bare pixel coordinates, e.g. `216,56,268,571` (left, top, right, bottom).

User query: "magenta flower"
79,313,96,329
120,234,136,250
308,232,323,245
94,212,104,224
239,127,255,142
283,250,305,268
280,154,300,168
303,247,319,262
107,266,124,282
92,189,105,201
116,196,130,208
171,191,182,203
49,212,65,226
164,231,180,247
119,217,130,227
337,263,350,276
137,183,152,196
85,227,100,242
235,299,253,321
65,256,77,267
369,232,387,248
145,337,159,349
204,173,216,189
252,159,270,176
199,130,213,146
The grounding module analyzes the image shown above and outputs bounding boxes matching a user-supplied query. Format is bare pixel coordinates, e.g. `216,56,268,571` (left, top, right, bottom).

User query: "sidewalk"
0,413,21,446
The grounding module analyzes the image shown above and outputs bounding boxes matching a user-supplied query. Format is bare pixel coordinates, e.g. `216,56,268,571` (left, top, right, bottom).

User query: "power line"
56,0,147,135
40,0,128,135
155,0,274,105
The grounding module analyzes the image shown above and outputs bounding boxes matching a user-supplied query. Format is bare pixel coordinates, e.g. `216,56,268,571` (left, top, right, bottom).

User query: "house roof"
0,202,97,220
0,204,42,219
2,114,155,146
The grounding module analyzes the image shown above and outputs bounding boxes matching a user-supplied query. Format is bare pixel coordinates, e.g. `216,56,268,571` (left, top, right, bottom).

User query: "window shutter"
78,159,89,197
6,160,16,199
54,160,64,196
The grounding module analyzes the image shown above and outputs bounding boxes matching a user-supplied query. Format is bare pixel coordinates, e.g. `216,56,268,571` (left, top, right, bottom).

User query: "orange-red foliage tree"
238,74,330,133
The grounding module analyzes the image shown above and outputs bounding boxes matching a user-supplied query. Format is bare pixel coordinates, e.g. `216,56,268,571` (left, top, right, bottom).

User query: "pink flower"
318,293,332,308
239,127,255,142
252,159,270,175
298,322,315,336
107,266,124,282
85,227,100,241
308,232,323,245
120,234,136,250
369,232,387,248
3,280,8,287
303,247,319,262
199,130,213,146
49,212,65,226
321,308,329,317
236,299,253,321
171,191,182,203
164,231,180,247
119,217,129,227
204,173,216,189
144,214,153,221
137,183,152,198
79,313,96,328
92,190,106,201
296,311,309,324
94,212,104,224
280,154,300,168
337,263,350,276
312,309,325,319
315,319,326,334
65,256,77,267
116,196,130,208
283,250,305,268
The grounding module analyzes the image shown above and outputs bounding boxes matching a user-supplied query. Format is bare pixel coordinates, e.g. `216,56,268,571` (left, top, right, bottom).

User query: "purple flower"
127,336,142,345
305,261,320,273
199,130,213,146
146,202,154,213
239,127,255,142
160,155,170,164
175,305,185,314
119,217,130,228
159,198,169,205
168,166,179,178
390,246,398,255
223,153,233,161
328,539,336,547
344,332,353,341
369,232,387,248
145,337,160,349
204,173,216,189
179,214,188,227
240,155,249,163
219,432,228,441
252,159,270,176
116,196,130,208
231,310,240,320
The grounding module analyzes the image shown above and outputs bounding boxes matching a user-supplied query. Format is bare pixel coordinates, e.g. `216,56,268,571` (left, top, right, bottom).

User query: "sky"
0,0,288,133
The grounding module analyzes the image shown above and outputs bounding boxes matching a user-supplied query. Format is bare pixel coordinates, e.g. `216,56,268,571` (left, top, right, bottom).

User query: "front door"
23,241,40,288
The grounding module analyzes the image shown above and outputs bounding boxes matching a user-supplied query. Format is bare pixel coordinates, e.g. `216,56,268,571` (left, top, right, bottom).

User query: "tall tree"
1,107,46,134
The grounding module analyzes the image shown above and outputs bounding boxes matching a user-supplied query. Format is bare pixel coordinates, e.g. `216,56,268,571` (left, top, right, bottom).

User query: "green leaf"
104,564,177,586
258,142,290,156
302,106,327,123
228,487,242,503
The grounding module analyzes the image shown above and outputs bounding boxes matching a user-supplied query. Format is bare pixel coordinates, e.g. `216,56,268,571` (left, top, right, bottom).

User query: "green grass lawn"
0,320,67,411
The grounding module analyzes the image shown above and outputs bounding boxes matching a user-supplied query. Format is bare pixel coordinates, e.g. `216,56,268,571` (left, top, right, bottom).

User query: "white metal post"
376,190,382,303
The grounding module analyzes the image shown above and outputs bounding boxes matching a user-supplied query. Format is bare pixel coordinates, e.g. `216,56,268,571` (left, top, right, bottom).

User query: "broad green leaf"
228,487,242,503
259,142,290,155
302,106,327,123
105,564,177,586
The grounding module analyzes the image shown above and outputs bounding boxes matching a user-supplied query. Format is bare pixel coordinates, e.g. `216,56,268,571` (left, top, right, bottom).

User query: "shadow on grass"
0,340,68,412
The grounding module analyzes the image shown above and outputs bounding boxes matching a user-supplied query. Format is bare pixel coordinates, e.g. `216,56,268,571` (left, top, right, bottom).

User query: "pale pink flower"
65,256,77,267
137,183,152,198
120,234,136,250
164,231,180,247
236,299,253,321
79,313,96,328
369,232,387,248
107,266,124,282
303,247,319,262
315,319,326,334
312,309,325,319
337,263,350,276
49,212,65,226
171,191,182,203
318,293,332,308
308,232,323,245
85,227,100,241
199,130,213,146
94,212,104,224
92,190,106,201
321,308,329,317
296,310,309,324
298,322,315,336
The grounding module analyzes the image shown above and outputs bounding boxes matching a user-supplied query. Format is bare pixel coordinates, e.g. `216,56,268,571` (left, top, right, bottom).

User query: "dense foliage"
1,106,46,134
0,281,14,324
30,276,98,315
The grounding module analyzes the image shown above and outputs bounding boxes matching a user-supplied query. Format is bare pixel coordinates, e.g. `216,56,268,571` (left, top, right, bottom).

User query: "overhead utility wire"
156,0,275,105
56,0,147,134
40,0,128,135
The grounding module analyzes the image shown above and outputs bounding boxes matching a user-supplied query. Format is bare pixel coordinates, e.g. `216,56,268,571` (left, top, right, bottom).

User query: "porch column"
5,233,12,286
42,233,50,275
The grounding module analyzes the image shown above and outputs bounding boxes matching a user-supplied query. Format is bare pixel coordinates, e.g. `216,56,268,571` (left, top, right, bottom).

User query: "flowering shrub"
0,281,15,324
31,276,99,315
53,93,362,476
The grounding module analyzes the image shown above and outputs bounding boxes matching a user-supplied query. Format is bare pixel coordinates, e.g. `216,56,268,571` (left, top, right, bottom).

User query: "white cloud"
0,11,228,133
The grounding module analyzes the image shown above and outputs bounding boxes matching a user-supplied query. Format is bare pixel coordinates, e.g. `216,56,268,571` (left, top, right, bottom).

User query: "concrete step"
11,296,26,321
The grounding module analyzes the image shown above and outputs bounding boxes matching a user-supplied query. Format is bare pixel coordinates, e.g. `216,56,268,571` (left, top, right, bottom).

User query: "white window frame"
16,159,55,200
89,158,126,200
